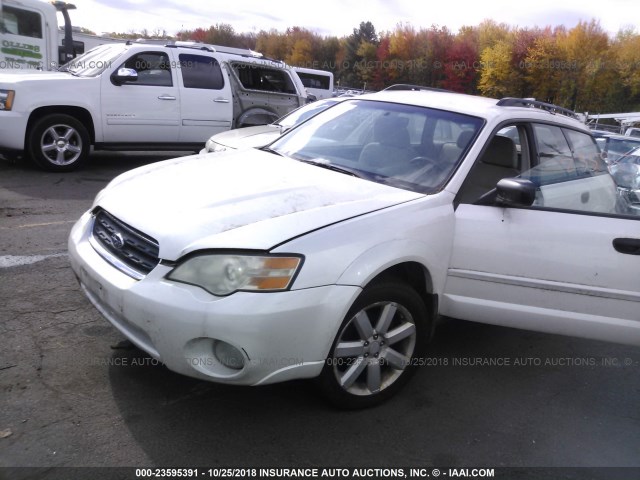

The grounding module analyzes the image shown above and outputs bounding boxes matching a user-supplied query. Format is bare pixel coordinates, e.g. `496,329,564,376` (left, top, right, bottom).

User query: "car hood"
96,150,423,260
211,125,281,149
0,71,77,84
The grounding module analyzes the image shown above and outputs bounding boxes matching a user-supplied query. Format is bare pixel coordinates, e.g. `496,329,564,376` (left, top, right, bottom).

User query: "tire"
28,114,90,172
317,281,430,409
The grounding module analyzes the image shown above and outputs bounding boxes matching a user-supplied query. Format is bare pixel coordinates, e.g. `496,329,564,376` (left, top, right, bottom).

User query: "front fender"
336,239,440,291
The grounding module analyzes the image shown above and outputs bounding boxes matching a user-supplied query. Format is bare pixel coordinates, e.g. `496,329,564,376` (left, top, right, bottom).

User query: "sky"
69,0,640,38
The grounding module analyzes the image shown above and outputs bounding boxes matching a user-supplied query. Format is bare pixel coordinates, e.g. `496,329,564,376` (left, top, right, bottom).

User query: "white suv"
0,42,306,171
68,88,640,408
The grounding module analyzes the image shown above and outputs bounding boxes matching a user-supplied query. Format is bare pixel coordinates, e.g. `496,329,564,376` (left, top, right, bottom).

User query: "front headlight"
166,253,303,296
0,90,15,111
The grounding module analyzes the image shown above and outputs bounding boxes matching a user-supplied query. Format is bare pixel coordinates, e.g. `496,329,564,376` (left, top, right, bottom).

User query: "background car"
593,133,640,164
201,97,348,154
610,145,640,213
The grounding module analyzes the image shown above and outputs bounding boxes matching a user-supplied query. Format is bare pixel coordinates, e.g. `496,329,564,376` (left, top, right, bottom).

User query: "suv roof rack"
164,41,266,58
124,40,287,66
165,42,215,52
383,84,452,93
497,97,579,120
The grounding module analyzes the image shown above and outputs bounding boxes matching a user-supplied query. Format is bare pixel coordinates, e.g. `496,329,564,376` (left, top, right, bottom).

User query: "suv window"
120,52,172,87
232,63,297,94
179,54,224,90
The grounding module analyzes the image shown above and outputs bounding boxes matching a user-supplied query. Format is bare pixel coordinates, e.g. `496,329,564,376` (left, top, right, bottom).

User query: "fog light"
213,341,245,370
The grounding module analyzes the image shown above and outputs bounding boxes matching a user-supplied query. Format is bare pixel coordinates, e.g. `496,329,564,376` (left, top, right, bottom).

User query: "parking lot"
0,153,639,480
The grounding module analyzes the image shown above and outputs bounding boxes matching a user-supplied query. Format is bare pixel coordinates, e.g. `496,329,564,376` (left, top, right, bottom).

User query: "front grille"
91,209,160,278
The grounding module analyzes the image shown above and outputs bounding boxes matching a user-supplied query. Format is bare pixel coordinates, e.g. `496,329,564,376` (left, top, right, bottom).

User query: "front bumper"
0,110,28,151
68,211,361,385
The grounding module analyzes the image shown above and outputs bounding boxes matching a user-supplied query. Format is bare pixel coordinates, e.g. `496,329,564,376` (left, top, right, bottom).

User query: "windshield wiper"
297,159,366,179
261,146,284,157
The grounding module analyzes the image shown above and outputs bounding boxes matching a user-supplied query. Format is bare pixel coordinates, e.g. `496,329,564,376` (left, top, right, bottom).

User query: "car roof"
357,90,588,131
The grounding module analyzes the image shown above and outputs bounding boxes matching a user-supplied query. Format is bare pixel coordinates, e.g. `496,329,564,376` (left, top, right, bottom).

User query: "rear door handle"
158,95,176,100
613,238,640,255
214,98,230,103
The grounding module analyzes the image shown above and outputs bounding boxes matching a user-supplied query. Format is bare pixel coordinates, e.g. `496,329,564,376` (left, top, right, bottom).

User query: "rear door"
173,52,232,143
443,123,640,345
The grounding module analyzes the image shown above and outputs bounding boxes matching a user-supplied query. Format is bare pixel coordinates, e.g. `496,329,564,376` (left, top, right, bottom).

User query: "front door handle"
613,238,640,255
158,95,176,100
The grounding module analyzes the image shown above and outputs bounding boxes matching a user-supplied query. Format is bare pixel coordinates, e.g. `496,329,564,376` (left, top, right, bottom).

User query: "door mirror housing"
495,178,537,207
111,68,138,86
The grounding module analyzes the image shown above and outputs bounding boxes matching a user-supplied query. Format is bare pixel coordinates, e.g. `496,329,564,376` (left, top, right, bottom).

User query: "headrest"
457,130,475,149
374,115,410,148
480,135,517,168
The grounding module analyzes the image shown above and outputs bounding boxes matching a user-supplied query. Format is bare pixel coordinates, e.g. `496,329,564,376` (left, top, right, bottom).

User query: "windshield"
276,99,341,129
270,99,483,194
62,44,128,77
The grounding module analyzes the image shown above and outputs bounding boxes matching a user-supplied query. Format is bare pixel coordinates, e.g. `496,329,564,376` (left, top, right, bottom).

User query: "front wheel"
27,114,90,172
318,281,430,409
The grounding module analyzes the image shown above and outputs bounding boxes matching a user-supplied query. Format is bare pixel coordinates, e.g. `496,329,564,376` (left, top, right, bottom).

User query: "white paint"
0,253,67,268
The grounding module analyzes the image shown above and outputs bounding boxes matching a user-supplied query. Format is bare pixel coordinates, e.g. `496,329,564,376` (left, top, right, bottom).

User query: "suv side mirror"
111,68,138,86
495,178,536,207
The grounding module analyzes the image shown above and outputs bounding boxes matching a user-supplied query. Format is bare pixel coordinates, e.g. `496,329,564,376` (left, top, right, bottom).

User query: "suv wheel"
318,281,429,409
28,114,90,172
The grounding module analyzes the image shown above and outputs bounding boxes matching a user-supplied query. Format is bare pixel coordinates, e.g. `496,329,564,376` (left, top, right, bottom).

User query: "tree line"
109,19,640,114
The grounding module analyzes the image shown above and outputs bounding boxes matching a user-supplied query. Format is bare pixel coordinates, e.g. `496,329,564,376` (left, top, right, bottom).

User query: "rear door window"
179,54,224,90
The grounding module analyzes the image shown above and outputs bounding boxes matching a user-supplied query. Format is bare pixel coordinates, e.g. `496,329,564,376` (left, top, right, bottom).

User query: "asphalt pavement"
0,153,639,480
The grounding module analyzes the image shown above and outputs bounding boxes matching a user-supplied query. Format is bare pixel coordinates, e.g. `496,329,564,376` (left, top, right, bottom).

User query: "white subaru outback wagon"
68,88,640,408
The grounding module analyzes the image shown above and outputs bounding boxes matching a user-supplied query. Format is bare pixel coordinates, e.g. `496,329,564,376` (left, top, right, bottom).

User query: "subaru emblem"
111,232,125,250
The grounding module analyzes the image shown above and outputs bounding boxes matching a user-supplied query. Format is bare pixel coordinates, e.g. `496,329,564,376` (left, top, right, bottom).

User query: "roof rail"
165,42,214,52
210,45,264,58
383,84,452,93
497,97,579,120
164,41,267,58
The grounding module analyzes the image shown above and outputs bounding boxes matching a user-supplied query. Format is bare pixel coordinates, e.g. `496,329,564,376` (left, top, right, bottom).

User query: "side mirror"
111,68,138,86
495,178,536,207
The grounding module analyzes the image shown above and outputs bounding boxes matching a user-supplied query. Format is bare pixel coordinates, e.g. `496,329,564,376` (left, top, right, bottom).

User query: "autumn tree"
386,23,421,85
371,35,394,89
284,27,314,66
523,31,565,103
441,26,479,93
611,28,640,110
478,39,513,97
255,29,289,60
338,21,378,87
556,20,616,111
476,19,510,53
107,14,640,112
421,26,453,88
